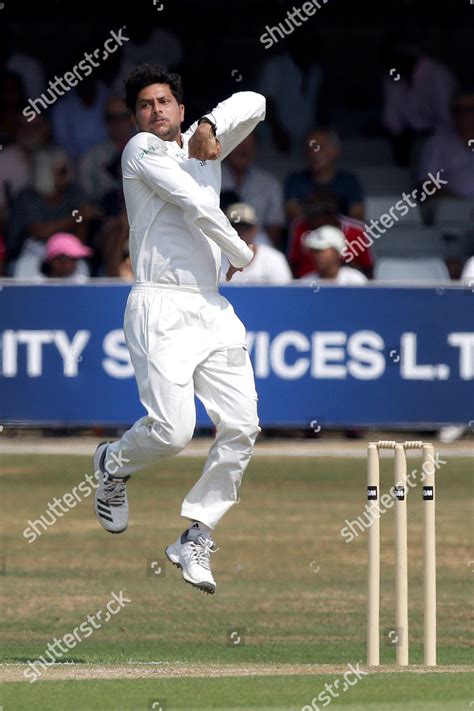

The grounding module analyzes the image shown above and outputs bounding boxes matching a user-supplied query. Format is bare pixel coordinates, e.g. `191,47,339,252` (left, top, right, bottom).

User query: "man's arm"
129,139,253,268
188,119,222,161
187,92,266,161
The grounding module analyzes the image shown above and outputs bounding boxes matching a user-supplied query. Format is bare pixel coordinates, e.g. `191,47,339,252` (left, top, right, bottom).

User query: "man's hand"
188,122,221,161
226,245,256,281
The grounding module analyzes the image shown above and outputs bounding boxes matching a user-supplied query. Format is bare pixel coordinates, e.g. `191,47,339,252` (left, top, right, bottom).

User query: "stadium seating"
434,198,474,225
341,139,394,165
370,225,444,258
436,222,473,256
370,222,451,282
344,166,413,194
365,195,423,225
374,257,450,282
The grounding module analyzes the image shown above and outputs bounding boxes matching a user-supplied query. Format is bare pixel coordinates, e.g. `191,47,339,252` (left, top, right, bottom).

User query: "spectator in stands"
381,42,458,166
51,76,109,163
0,70,27,147
99,211,130,277
258,31,324,155
417,89,474,199
219,203,292,284
461,255,474,282
39,233,91,281
88,131,129,277
117,240,134,282
220,189,242,215
287,188,373,278
0,26,45,99
0,114,51,231
300,226,368,284
285,127,365,222
221,132,285,248
79,97,134,204
6,147,100,276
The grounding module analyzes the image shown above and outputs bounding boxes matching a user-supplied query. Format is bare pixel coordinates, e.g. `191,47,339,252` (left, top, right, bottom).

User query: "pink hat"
46,233,92,260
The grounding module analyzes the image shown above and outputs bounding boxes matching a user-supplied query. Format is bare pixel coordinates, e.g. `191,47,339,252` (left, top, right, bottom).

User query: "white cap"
303,225,346,254
226,202,257,226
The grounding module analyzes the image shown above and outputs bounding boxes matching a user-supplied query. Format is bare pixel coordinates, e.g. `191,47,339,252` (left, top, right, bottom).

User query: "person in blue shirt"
285,126,365,222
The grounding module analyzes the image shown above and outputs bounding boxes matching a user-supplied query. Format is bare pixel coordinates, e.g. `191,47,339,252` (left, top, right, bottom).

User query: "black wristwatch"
198,116,217,136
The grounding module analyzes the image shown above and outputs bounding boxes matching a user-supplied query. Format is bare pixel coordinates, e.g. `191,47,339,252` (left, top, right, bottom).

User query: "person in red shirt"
287,188,374,278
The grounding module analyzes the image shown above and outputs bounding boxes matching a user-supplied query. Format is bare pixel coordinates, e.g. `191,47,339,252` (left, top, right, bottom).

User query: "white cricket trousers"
105,283,261,530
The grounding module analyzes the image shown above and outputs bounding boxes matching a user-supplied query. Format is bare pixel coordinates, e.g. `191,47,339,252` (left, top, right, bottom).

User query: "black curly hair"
123,63,184,113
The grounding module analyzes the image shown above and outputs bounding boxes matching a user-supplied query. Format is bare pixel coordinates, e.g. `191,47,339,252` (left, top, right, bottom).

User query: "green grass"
1,673,473,710
0,452,472,709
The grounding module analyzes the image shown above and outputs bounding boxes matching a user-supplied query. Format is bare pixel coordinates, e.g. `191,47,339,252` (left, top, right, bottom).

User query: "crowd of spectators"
0,19,472,285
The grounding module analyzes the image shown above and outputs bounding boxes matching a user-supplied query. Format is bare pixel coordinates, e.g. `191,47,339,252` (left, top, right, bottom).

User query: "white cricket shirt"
121,92,266,291
220,243,293,284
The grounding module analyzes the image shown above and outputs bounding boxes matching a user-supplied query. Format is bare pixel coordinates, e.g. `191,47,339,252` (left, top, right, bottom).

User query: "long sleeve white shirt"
220,243,293,285
121,91,266,291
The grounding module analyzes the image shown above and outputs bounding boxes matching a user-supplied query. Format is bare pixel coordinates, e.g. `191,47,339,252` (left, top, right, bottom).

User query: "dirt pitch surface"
2,663,473,683
0,435,472,459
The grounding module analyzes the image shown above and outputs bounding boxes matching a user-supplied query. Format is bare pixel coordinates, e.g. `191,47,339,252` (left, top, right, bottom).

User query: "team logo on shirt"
137,136,167,160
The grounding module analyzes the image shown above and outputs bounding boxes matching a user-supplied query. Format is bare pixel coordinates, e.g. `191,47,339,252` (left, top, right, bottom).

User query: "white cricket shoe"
165,526,218,594
93,442,129,534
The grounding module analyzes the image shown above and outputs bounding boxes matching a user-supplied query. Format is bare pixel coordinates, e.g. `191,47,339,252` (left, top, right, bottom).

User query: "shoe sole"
165,547,215,595
95,520,128,534
94,500,128,534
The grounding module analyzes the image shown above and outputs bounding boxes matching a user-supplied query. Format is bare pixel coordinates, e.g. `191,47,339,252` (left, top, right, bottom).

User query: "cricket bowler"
93,64,265,594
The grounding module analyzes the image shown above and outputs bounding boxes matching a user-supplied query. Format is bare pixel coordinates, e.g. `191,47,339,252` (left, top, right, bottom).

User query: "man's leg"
104,375,197,477
94,289,198,532
165,343,260,593
94,373,196,532
100,289,198,478
183,343,261,529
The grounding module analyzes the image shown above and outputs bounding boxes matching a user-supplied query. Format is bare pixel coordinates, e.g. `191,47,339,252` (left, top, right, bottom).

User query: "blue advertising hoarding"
0,281,472,428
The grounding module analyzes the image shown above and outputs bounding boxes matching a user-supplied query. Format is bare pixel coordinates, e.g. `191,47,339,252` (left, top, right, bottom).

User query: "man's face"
134,83,184,142
50,255,77,278
306,131,339,172
311,247,340,274
235,223,258,244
